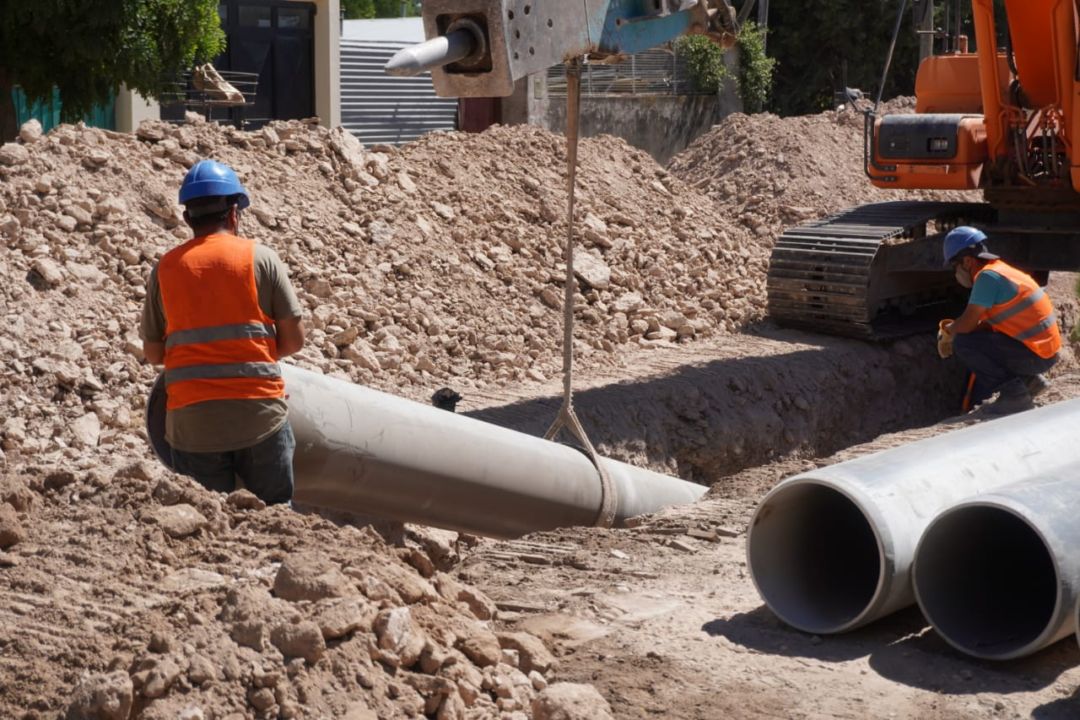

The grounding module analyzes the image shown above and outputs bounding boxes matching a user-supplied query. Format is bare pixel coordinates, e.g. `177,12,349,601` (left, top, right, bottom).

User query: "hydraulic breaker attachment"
386,0,738,97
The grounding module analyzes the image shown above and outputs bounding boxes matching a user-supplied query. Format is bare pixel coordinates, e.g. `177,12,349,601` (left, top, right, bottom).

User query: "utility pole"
914,0,935,61
757,0,769,51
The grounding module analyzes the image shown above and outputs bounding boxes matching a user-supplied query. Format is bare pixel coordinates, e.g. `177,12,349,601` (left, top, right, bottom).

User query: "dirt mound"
0,117,771,469
0,458,587,719
666,99,981,246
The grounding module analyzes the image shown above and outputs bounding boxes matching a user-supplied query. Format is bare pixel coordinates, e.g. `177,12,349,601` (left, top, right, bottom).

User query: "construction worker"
140,160,305,504
938,226,1060,415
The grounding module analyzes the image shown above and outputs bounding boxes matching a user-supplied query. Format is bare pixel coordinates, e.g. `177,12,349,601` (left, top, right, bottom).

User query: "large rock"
273,551,355,602
531,683,614,720
65,671,134,720
374,607,426,668
0,503,25,549
497,632,556,674
70,412,101,448
0,142,29,166
270,620,326,663
19,119,43,143
152,504,208,538
456,628,502,668
573,252,611,290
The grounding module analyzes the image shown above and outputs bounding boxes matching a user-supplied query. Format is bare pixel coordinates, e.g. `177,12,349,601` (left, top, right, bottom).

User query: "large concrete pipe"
747,399,1080,635
913,472,1080,660
146,363,706,538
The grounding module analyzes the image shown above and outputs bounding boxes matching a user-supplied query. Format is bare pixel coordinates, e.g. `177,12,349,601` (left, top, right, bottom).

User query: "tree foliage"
342,0,419,20
763,0,920,116
0,0,225,124
736,22,775,113
674,35,730,95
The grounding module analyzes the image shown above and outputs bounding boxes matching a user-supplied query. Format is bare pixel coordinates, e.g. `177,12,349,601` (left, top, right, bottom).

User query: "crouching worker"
140,160,306,504
938,226,1060,416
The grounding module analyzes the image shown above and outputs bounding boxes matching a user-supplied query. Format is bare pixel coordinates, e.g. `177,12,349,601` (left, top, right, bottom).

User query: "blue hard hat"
943,225,996,267
179,159,250,209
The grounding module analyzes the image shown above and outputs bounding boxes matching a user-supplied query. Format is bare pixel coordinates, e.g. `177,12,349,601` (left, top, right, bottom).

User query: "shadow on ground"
466,332,961,484
705,605,1079,695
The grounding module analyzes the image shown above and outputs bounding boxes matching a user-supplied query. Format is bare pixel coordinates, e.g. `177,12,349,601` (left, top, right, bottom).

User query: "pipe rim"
914,499,1063,661
748,477,887,634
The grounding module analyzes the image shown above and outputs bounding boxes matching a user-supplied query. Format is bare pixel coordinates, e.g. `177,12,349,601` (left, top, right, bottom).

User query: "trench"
467,328,966,489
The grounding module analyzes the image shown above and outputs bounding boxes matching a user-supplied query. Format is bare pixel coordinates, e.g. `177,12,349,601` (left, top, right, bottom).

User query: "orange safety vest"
158,233,285,410
974,260,1061,359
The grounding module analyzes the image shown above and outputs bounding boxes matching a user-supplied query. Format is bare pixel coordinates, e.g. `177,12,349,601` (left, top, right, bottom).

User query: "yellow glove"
937,318,954,359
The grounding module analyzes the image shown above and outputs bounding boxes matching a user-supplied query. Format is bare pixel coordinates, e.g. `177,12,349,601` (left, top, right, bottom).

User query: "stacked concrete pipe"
146,363,706,538
747,398,1080,635
913,472,1080,660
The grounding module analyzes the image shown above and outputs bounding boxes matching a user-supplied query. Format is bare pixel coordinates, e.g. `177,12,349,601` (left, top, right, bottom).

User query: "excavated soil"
1,102,1079,720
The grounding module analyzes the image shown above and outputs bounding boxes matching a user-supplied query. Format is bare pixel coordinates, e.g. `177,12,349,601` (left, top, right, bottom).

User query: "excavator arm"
386,0,738,97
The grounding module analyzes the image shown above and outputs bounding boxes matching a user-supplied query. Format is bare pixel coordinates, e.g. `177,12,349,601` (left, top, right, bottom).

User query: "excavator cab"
767,0,1080,339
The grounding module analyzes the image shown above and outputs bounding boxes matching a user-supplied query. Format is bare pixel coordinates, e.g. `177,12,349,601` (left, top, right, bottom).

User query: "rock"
573,253,611,290
31,257,64,287
531,683,614,720
497,632,556,674
226,489,266,511
273,551,355,602
432,202,455,220
70,412,101,448
368,219,394,245
437,574,497,620
315,598,375,640
136,120,166,142
0,476,33,512
342,701,378,720
152,504,208,538
270,620,326,663
342,339,381,373
44,470,77,491
83,149,112,168
187,655,217,685
612,292,644,314
140,657,182,699
19,119,43,143
65,671,134,720
456,628,502,668
0,142,30,166
0,503,25,549
374,607,426,668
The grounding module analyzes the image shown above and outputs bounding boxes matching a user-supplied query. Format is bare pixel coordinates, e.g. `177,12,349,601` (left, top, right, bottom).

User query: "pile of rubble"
0,459,612,719
667,99,981,245
0,116,769,472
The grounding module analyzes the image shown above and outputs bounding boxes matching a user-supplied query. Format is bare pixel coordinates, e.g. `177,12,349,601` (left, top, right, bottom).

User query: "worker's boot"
982,379,1034,416
1024,373,1051,398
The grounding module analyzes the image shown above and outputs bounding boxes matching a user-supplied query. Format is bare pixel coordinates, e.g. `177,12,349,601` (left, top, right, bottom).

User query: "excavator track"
767,201,992,340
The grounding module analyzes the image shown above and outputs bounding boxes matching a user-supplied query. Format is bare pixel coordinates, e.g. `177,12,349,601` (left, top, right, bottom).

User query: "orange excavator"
767,0,1080,338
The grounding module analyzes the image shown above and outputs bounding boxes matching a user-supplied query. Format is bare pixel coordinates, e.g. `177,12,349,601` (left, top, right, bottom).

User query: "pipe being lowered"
747,398,1080,635
913,471,1080,660
146,363,706,538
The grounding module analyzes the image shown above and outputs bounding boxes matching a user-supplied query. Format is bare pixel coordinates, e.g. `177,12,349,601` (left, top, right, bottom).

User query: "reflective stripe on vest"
158,233,285,410
164,361,282,386
975,260,1061,359
165,321,277,349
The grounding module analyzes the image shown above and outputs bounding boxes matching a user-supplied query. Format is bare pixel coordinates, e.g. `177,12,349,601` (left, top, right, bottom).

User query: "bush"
675,35,731,94
737,22,776,113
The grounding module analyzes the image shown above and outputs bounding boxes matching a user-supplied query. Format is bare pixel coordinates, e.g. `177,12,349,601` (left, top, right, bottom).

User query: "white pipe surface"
914,472,1080,660
747,399,1080,634
147,364,706,538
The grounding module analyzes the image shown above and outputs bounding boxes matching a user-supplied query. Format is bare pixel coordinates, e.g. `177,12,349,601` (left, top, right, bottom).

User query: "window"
278,8,310,30
238,5,271,28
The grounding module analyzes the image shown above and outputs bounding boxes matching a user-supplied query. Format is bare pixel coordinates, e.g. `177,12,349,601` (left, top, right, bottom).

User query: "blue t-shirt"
969,269,1018,308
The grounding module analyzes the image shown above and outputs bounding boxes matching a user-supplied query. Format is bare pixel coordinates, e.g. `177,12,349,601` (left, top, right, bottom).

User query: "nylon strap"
542,58,618,529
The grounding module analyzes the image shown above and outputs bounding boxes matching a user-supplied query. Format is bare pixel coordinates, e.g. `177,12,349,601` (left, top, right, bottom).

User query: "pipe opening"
748,482,881,633
915,506,1057,659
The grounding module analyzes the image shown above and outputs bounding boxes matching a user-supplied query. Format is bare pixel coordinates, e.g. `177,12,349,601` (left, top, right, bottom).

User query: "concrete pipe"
914,473,1080,660
146,363,706,538
747,398,1080,635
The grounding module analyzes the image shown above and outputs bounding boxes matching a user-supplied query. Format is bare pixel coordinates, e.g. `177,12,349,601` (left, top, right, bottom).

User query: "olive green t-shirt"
140,241,304,453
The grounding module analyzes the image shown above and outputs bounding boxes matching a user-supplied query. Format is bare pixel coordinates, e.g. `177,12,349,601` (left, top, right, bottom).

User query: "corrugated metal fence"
546,46,702,97
340,38,458,146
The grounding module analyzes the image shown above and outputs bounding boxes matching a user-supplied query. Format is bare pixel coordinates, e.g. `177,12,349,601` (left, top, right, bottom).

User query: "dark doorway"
163,1,315,128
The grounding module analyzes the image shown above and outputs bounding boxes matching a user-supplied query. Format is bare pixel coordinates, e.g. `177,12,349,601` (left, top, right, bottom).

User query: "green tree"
0,0,225,140
763,0,920,116
343,0,419,19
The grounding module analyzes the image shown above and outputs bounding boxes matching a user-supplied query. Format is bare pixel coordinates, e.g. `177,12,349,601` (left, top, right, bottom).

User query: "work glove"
937,318,954,359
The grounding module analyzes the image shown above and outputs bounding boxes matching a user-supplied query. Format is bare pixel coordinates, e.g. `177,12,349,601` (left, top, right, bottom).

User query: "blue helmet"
179,159,250,209
943,225,996,267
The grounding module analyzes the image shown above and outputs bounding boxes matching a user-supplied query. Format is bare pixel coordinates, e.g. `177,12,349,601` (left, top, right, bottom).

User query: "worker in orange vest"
938,226,1060,416
140,160,306,504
